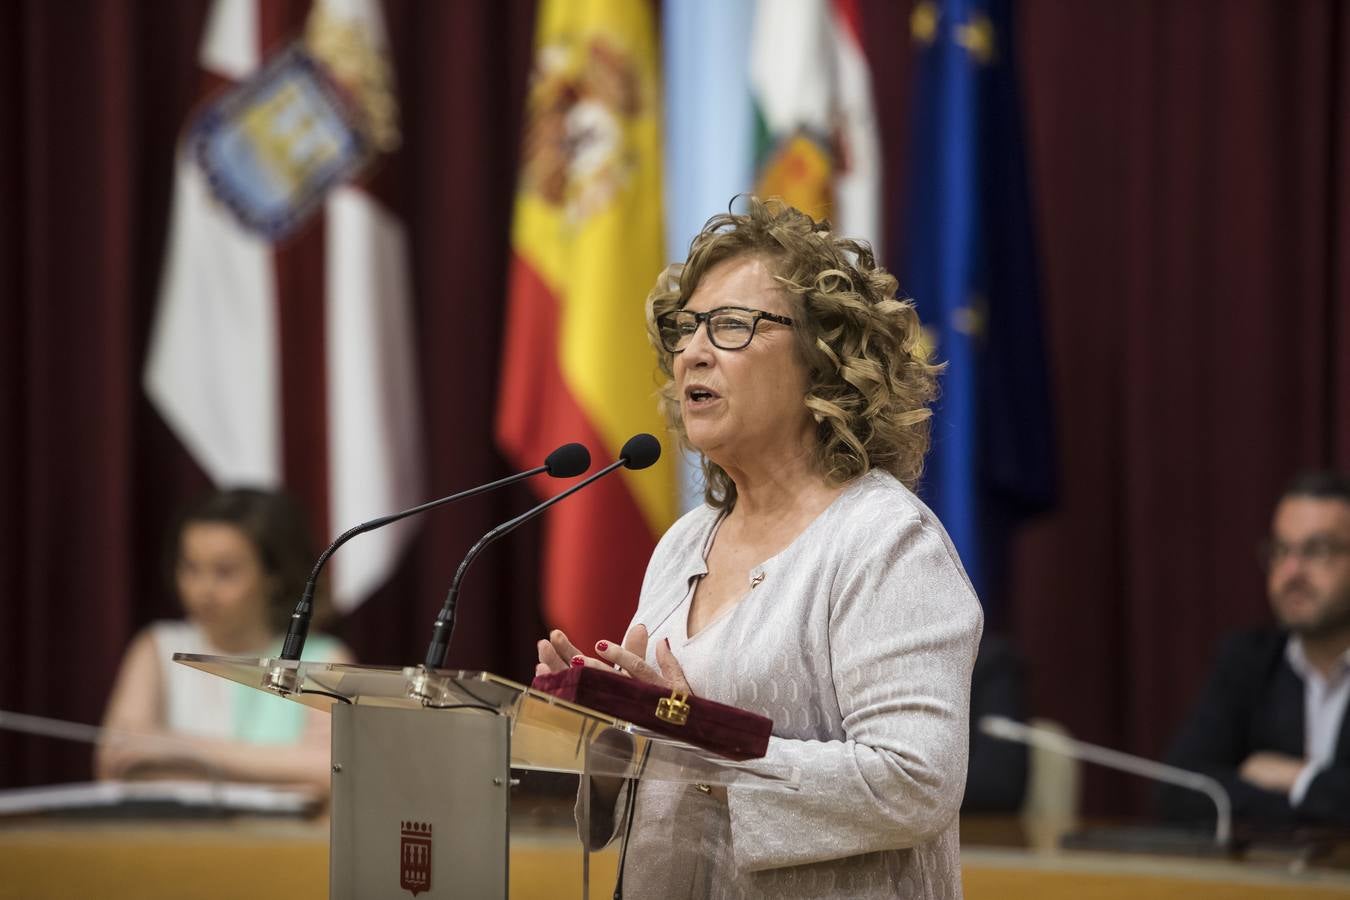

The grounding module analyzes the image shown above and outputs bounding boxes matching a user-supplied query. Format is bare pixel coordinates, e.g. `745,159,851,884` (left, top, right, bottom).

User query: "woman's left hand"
593,626,692,696
537,623,651,676
538,624,692,696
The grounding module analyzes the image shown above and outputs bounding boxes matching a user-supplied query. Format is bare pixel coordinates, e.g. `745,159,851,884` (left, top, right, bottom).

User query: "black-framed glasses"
656,306,795,353
1256,536,1350,572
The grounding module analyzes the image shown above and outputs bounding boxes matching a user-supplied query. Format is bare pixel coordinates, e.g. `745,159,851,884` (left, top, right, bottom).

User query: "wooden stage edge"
3,820,1350,899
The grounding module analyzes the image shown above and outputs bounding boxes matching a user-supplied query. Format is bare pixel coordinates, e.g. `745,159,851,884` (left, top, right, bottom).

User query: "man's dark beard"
1282,586,1350,639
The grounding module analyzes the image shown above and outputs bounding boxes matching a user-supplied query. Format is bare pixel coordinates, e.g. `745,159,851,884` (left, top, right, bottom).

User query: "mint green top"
151,620,349,745
230,633,346,744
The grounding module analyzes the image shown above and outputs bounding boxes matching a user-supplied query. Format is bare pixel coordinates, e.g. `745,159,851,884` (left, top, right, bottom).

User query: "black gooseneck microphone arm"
279,443,590,663
422,434,661,670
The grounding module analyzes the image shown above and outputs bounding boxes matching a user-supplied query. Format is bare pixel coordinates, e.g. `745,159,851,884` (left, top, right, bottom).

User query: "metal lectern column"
329,704,510,899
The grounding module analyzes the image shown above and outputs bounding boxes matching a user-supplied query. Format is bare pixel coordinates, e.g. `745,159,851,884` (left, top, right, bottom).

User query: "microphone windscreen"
619,433,662,470
545,442,591,477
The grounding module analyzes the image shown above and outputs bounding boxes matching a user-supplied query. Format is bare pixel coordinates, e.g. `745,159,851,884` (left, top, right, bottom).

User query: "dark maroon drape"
0,0,542,789
2,0,220,789
3,1,1348,821
1009,0,1350,813
343,0,544,677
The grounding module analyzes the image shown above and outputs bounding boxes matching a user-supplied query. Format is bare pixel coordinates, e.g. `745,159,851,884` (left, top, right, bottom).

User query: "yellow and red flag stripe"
497,0,675,649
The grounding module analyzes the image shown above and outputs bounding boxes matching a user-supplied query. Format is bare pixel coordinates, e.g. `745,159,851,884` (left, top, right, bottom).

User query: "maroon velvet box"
530,667,773,761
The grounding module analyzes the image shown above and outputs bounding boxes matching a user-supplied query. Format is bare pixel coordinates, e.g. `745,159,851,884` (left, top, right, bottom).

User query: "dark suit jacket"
1158,628,1350,826
962,633,1030,813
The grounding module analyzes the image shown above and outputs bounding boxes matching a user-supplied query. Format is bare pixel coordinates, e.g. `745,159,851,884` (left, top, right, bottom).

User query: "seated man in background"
1159,471,1350,826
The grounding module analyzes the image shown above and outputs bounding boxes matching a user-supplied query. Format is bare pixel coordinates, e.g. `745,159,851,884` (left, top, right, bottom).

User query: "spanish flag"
497,0,675,649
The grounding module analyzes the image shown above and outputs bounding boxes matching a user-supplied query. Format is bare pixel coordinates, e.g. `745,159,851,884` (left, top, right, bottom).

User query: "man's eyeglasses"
655,306,795,353
1257,537,1350,571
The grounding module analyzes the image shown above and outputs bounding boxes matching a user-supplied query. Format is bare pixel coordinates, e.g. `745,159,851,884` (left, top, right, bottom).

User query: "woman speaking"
537,198,982,899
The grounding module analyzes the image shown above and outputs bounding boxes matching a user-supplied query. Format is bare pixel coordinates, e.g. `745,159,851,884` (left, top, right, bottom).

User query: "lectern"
175,654,799,898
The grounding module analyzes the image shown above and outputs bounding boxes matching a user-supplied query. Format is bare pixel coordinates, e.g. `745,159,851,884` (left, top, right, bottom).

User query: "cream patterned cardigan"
590,469,983,900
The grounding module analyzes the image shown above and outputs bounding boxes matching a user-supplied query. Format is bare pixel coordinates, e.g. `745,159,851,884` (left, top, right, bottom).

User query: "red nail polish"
570,656,585,668
664,638,671,650
596,640,610,652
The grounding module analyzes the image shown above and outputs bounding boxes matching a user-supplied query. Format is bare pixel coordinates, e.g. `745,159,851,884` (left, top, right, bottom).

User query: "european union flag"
899,0,1055,613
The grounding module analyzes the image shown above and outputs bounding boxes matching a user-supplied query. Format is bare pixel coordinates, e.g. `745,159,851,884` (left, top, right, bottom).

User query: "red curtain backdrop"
0,0,543,788
3,1,1348,819
1009,0,1350,813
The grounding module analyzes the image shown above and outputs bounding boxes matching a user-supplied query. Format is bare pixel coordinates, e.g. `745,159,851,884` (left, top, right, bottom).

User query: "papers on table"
0,780,320,819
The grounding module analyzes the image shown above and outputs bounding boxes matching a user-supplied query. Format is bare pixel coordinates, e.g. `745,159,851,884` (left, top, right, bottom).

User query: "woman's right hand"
97,729,182,780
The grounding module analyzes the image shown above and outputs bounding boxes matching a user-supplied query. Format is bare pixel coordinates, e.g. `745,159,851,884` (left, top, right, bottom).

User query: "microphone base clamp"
263,660,301,696
407,666,451,707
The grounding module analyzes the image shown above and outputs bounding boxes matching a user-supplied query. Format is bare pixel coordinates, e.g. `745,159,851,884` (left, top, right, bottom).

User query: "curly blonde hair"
646,197,942,510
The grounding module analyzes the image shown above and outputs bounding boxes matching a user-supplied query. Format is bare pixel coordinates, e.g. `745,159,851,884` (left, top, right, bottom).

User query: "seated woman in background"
96,489,351,792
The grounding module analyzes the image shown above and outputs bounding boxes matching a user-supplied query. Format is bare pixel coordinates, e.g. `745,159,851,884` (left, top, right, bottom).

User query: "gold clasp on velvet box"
655,690,690,726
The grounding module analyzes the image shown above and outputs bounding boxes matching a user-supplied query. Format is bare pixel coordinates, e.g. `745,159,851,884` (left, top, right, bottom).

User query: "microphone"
267,442,590,690
0,708,231,787
420,433,662,671
979,715,1233,847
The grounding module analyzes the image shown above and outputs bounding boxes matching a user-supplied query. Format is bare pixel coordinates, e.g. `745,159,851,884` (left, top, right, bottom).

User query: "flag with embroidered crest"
750,0,882,250
144,0,424,612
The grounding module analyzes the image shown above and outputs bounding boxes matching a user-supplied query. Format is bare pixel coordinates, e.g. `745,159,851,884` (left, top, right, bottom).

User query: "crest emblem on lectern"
399,820,432,896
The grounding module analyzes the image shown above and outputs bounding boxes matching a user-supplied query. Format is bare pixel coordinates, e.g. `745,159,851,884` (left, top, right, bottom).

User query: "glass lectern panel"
174,654,799,792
